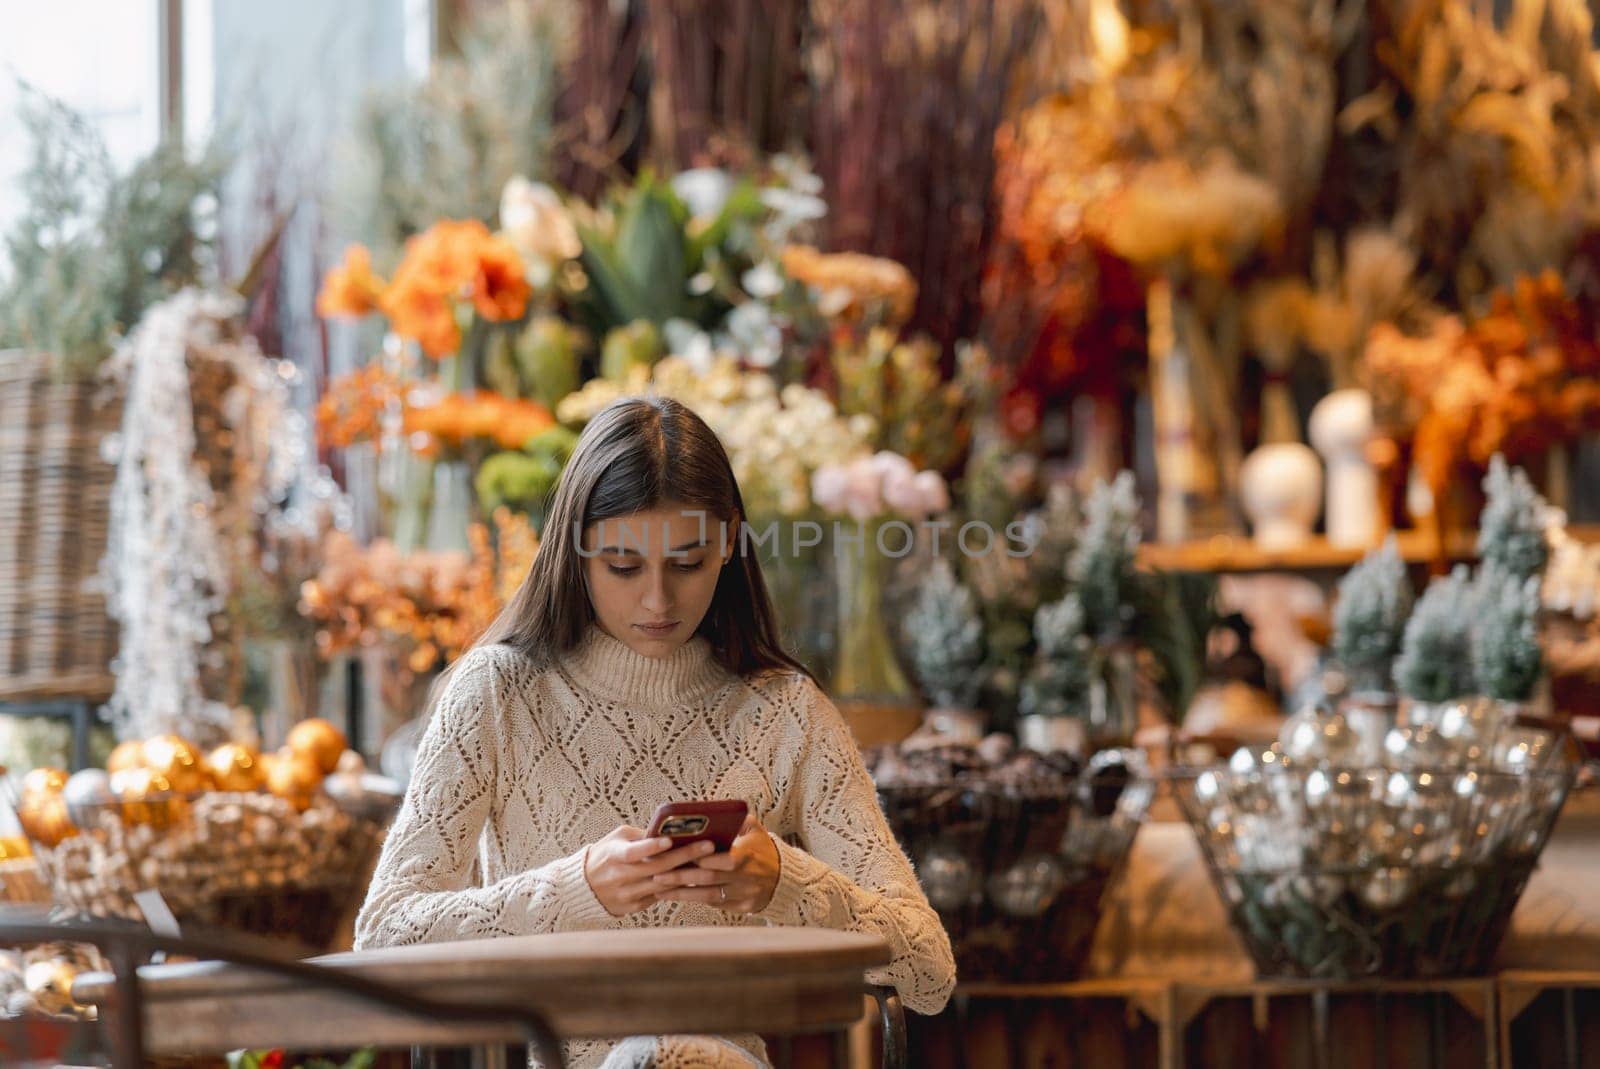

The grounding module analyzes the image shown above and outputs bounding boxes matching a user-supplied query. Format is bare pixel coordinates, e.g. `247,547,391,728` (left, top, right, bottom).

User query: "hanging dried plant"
805,0,1041,353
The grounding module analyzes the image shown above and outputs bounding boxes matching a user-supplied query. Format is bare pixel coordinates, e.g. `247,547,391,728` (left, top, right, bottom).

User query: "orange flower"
315,365,408,448
316,246,386,319
493,397,555,449
473,234,532,321
377,220,532,357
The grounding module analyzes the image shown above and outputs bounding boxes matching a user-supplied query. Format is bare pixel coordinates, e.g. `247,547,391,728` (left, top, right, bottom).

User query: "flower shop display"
810,450,951,705
1171,453,1576,980
5,718,398,953
100,290,340,750
867,738,1151,981
0,90,220,713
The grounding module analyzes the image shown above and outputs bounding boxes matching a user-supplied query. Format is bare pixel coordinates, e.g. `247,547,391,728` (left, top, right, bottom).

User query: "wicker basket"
21,792,389,953
878,764,1153,981
0,350,120,702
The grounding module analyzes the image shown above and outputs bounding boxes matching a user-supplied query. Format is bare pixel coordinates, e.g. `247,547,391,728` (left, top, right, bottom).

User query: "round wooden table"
73,925,890,1062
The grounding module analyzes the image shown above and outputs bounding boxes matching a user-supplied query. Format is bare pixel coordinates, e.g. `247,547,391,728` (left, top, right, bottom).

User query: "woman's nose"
640,567,673,612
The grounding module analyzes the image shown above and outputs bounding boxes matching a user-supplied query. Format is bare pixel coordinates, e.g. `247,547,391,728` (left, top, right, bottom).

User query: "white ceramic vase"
1309,389,1379,548
1239,442,1323,550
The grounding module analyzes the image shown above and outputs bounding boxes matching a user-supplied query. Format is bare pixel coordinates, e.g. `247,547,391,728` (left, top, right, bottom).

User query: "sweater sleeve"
353,648,615,949
755,680,956,1014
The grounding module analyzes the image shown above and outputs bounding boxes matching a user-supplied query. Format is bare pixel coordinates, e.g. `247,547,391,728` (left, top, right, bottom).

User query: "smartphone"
646,799,748,856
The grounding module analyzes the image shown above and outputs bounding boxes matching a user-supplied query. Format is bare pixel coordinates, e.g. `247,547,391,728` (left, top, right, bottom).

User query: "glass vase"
424,459,475,555
830,523,916,703
1087,643,1140,749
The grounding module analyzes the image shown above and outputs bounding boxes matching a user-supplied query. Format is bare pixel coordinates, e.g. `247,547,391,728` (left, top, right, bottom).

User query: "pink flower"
912,470,950,515
811,464,851,513
842,458,884,521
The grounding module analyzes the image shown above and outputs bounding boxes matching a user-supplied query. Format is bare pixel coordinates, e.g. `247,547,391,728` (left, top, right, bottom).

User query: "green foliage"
1331,535,1414,687
1395,566,1478,701
904,558,986,708
515,315,581,409
1134,569,1220,724
336,2,569,262
0,86,220,377
1472,566,1543,702
571,171,766,337
475,425,578,531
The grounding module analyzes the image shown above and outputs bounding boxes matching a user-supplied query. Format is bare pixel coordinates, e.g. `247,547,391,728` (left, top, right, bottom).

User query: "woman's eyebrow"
600,538,709,555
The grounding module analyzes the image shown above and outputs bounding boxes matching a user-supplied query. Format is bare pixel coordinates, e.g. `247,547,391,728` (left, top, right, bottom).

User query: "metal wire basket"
876,751,1152,981
1168,762,1575,979
10,787,392,953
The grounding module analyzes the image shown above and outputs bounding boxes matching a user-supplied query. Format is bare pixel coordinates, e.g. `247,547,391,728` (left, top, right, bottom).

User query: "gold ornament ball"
141,735,207,794
205,743,263,793
110,768,183,828
20,767,68,800
264,749,322,812
16,796,75,848
287,718,347,776
107,740,146,774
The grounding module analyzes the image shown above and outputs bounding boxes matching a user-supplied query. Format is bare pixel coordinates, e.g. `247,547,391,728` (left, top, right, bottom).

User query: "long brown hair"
448,395,811,689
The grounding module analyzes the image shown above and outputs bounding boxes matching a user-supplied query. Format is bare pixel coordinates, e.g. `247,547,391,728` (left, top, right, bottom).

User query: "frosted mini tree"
1472,568,1543,703
1478,454,1550,583
1069,472,1142,642
904,558,986,709
1331,535,1413,691
1019,594,1094,718
1394,566,1478,702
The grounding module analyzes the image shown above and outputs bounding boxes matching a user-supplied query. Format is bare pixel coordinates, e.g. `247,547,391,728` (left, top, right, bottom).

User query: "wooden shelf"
1136,531,1471,575
1136,526,1600,576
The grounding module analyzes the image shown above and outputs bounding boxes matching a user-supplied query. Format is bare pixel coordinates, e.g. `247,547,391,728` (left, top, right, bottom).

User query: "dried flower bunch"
1364,271,1600,503
298,508,536,673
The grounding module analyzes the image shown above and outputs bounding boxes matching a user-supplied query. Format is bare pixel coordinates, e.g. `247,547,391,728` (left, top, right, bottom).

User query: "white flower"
741,261,785,299
726,302,782,368
760,187,828,225
499,176,581,281
672,167,735,221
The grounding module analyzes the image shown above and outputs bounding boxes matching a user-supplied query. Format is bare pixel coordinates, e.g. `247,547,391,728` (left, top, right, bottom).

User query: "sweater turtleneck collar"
562,624,730,706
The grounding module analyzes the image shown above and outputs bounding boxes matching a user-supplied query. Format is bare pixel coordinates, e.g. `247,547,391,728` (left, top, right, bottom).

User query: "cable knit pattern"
354,627,956,1069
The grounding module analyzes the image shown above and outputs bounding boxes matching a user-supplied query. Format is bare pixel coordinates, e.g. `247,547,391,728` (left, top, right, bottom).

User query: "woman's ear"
723,511,742,563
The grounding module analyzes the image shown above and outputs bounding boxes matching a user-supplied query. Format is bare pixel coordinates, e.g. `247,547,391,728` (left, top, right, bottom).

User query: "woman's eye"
606,564,640,577
673,560,705,573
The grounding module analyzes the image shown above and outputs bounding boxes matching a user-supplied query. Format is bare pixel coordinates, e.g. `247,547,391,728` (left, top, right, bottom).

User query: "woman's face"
582,503,738,657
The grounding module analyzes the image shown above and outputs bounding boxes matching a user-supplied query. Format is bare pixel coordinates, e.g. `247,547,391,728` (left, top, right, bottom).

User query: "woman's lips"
636,621,679,635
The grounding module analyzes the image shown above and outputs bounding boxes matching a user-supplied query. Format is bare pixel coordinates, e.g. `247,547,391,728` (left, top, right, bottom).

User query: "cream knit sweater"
353,627,956,1068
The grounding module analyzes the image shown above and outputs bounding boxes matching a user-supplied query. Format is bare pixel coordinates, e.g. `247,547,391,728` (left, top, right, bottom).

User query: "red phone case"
646,799,748,854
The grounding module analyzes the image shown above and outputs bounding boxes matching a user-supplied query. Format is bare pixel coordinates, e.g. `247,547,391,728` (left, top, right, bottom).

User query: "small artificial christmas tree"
1394,565,1478,702
1472,567,1544,703
1019,593,1094,718
904,557,986,709
1478,454,1550,583
1069,471,1142,642
1331,535,1413,691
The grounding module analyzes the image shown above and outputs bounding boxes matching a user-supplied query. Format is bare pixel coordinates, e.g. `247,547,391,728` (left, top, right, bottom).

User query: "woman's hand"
584,825,718,917
651,814,781,914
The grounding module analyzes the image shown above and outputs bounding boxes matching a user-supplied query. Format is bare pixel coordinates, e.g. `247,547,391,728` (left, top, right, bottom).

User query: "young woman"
355,396,956,1069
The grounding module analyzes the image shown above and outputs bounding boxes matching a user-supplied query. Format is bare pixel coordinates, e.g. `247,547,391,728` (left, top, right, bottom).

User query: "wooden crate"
1498,970,1600,1068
